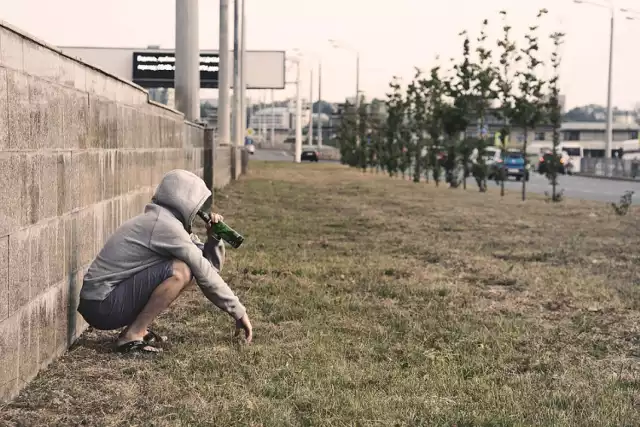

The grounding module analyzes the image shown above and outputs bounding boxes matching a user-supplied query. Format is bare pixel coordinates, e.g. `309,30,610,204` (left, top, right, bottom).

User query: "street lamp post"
309,68,314,145
240,0,247,142
295,59,302,163
329,39,360,108
574,0,614,160
330,39,361,144
232,0,242,148
355,52,360,111
317,60,323,147
287,54,304,162
175,0,200,121
606,8,614,160
217,0,231,145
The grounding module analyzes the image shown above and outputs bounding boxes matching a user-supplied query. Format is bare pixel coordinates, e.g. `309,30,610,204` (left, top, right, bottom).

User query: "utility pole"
270,89,275,145
217,0,231,145
573,0,615,161
605,11,614,160
309,68,314,145
240,0,248,143
232,0,242,147
175,0,200,121
317,60,323,147
294,60,302,162
354,52,360,146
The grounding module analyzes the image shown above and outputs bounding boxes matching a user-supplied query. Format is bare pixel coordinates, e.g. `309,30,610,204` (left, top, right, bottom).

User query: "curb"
576,173,638,182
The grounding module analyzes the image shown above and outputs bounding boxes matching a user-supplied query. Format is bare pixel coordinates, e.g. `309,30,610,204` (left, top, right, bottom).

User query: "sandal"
143,329,167,344
116,340,162,354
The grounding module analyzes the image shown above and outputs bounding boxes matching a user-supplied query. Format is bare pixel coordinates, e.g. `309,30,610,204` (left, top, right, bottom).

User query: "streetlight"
329,39,360,109
294,49,324,147
621,7,640,18
287,53,303,162
330,39,360,145
573,0,615,159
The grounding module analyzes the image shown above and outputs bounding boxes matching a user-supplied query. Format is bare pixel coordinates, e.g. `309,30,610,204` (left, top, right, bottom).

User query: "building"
249,106,310,132
465,109,638,158
505,122,638,158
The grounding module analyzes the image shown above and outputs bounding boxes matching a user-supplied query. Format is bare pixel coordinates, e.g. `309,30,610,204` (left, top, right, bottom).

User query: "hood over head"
151,169,211,230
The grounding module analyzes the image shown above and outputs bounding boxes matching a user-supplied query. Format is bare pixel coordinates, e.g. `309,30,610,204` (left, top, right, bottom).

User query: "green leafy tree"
440,64,466,189
398,94,412,180
546,31,565,202
495,10,521,196
369,98,386,173
471,18,498,192
356,99,369,172
384,78,404,177
336,101,357,166
422,65,446,186
449,31,477,190
406,69,428,183
512,9,548,201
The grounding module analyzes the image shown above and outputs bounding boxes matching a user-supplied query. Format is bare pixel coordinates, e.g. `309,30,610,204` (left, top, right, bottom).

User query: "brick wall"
0,21,239,402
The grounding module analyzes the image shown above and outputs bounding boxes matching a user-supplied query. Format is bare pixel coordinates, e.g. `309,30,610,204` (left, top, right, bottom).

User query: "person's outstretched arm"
150,211,245,320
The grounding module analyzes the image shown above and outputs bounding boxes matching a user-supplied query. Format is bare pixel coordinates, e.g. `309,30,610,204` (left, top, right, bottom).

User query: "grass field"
1,162,639,426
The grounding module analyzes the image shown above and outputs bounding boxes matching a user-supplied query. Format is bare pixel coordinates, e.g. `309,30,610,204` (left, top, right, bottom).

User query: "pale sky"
2,0,640,109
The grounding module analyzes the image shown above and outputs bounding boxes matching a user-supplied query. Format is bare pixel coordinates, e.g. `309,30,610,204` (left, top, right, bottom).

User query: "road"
251,149,640,204
496,173,639,204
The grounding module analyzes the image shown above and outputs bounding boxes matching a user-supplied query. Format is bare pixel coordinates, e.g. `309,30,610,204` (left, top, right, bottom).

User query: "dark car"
301,147,319,162
537,152,569,175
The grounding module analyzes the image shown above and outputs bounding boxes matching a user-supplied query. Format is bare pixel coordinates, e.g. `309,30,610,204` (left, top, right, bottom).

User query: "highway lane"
498,173,640,204
251,149,339,163
250,149,640,204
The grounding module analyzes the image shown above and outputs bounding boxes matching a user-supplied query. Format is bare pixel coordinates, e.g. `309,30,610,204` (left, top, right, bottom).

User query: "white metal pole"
175,0,200,121
217,0,231,144
240,0,247,143
270,89,275,145
232,0,242,147
355,52,360,145
294,61,302,162
355,52,360,109
317,60,323,147
605,11,614,159
259,90,265,139
309,68,314,145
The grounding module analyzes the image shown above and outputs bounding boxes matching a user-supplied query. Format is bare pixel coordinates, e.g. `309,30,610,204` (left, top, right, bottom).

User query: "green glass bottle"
197,211,245,249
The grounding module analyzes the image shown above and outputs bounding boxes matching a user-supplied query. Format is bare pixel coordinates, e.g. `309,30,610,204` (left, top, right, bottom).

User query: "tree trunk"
500,133,506,197
521,127,528,201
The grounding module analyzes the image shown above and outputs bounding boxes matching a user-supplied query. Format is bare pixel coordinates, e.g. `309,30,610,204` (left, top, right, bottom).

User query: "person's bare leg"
117,260,192,346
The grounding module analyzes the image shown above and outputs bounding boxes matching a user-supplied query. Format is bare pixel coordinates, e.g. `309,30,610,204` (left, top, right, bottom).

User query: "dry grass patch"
1,161,639,426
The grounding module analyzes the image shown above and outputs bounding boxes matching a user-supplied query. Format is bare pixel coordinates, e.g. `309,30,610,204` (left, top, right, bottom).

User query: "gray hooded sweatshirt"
80,169,246,320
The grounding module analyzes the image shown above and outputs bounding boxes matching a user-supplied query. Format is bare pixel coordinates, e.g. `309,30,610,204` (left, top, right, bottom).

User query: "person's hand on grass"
235,313,253,343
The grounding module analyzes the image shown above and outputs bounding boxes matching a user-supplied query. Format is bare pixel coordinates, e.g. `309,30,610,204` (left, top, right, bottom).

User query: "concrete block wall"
0,22,238,402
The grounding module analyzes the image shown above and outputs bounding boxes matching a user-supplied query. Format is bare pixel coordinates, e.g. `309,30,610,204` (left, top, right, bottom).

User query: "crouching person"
77,169,253,353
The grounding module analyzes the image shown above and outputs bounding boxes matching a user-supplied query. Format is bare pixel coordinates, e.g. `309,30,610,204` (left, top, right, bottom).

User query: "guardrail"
580,157,640,180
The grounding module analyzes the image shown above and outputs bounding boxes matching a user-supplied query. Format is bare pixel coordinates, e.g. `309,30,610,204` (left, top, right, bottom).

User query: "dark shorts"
78,260,174,331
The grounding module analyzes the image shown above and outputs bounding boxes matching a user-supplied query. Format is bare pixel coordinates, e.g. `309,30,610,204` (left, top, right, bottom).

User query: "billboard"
131,50,286,89
58,47,286,90
132,51,221,88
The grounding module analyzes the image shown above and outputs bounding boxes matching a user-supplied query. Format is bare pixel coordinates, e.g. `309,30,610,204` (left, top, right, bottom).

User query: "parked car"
537,150,572,175
488,149,530,181
301,146,319,162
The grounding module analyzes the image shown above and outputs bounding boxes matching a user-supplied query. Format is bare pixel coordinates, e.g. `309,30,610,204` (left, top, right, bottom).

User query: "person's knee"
171,260,192,286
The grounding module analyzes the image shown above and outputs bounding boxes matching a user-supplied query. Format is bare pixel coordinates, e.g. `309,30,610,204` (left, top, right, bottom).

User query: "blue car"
490,150,530,181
